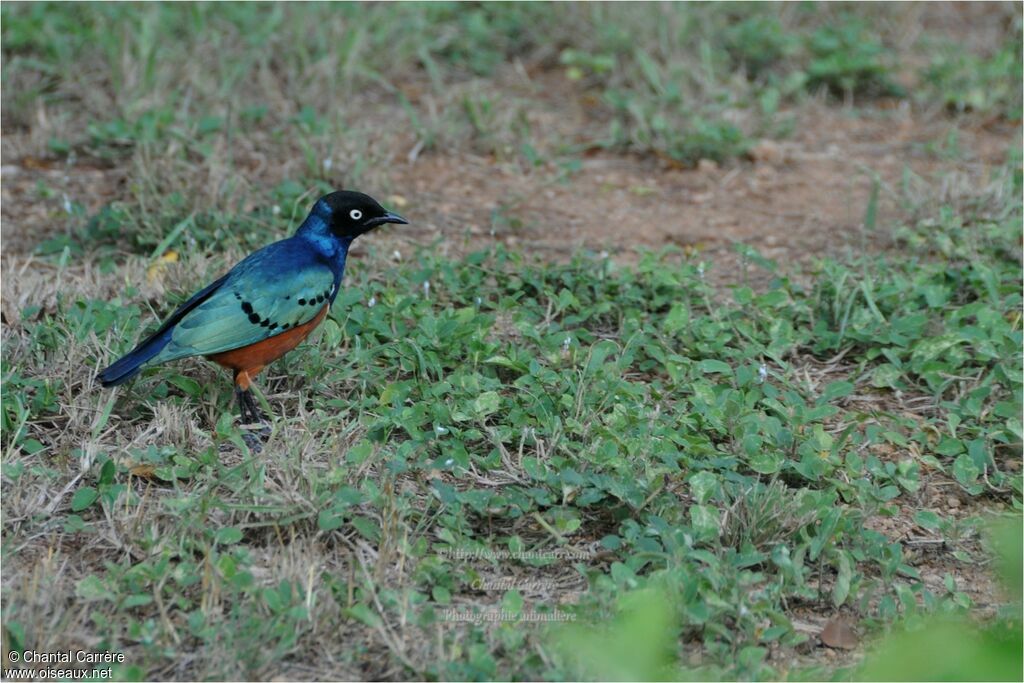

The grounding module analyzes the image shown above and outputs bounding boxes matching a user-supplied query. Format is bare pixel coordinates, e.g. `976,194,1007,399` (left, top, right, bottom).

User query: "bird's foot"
241,430,266,453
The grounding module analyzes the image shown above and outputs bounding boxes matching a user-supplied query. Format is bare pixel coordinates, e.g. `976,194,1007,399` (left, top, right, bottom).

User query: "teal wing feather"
152,260,336,362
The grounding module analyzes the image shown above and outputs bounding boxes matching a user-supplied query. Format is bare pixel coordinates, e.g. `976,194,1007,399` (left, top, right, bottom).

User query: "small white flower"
444,458,454,467
435,425,449,435
392,250,402,261
758,364,768,384
562,336,571,352
423,280,431,297
697,263,705,280
322,158,333,171
367,296,376,308
272,205,281,215
599,250,609,259
475,296,483,307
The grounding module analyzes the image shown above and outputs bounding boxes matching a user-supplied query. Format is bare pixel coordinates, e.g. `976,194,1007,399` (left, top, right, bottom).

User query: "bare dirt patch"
3,103,1016,273
393,105,1016,269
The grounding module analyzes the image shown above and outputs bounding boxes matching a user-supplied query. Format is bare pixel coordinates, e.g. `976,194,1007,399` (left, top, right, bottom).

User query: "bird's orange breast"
207,305,329,388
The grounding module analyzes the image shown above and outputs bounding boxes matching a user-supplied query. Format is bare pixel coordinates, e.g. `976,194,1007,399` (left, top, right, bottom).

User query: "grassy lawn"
2,3,1022,681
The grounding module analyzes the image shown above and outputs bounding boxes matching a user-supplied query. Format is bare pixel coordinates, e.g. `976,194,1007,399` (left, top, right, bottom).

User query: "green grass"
3,156,1021,679
920,24,1024,118
3,2,1020,174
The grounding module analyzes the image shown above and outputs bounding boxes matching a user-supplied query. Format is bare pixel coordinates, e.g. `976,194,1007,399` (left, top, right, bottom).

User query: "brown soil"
3,103,1016,269
390,105,1014,269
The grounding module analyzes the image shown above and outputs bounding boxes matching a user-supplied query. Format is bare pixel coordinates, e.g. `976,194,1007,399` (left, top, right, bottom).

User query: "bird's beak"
367,211,408,228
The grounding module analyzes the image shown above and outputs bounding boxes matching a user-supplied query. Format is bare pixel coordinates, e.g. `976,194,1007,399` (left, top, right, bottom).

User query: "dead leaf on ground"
20,156,55,170
128,464,158,479
820,617,859,650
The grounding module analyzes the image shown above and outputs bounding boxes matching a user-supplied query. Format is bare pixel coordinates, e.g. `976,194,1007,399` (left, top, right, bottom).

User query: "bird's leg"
233,385,264,453
234,370,271,432
242,390,269,428
234,385,253,425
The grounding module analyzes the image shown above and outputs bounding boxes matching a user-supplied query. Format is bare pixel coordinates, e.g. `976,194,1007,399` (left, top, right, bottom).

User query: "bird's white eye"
349,209,363,221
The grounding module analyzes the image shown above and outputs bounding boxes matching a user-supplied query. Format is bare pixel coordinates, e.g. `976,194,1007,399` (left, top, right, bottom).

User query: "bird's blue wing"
152,245,336,361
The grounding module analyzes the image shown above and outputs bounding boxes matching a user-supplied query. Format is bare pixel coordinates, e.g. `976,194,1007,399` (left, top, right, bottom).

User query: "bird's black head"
314,191,408,239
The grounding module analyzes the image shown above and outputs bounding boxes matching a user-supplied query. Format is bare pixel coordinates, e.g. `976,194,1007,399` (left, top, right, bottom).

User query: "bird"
98,190,407,429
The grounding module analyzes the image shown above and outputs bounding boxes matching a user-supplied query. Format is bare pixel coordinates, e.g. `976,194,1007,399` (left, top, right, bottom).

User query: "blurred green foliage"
856,517,1023,682
922,31,1024,117
551,518,1022,681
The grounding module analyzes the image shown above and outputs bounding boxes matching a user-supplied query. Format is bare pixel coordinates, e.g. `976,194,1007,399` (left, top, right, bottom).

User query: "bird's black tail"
97,332,171,387
97,272,230,388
